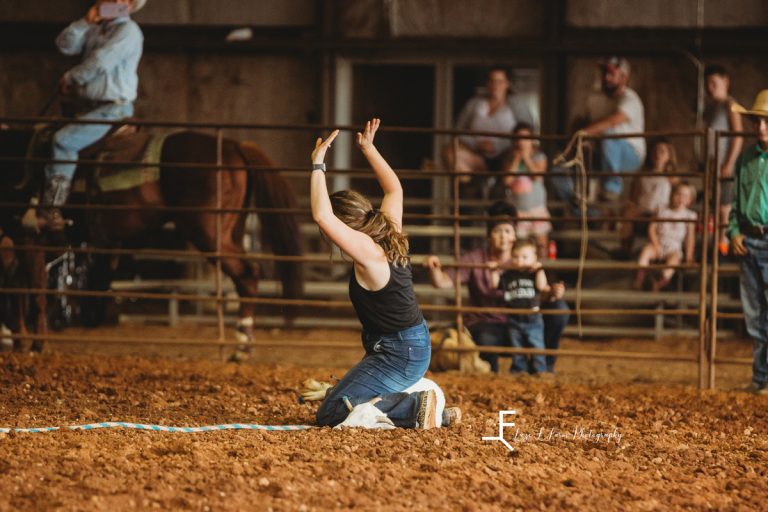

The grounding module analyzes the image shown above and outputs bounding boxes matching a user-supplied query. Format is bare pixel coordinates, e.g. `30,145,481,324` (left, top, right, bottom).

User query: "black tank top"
349,261,424,334
499,268,541,310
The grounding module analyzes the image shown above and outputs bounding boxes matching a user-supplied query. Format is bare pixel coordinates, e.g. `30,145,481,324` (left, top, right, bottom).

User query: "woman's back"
349,261,423,335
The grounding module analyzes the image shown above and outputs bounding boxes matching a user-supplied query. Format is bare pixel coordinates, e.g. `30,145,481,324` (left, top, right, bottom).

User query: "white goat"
300,377,448,430
334,378,446,430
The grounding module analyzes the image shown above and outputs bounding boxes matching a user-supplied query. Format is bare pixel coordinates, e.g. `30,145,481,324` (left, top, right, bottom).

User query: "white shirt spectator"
586,87,646,159
636,176,671,214
456,96,516,158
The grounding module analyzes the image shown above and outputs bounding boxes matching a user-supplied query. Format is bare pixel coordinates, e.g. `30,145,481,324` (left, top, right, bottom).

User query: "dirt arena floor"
2,325,767,511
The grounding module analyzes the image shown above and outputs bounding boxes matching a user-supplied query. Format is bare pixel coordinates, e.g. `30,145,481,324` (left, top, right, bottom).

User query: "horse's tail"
236,142,303,300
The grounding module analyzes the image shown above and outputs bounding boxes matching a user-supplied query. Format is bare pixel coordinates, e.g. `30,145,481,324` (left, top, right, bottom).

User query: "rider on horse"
25,0,146,232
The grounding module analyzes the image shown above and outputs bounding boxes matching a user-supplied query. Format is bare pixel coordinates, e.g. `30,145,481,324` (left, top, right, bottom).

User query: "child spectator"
500,123,552,257
704,64,743,253
499,239,552,374
633,182,697,291
618,138,677,255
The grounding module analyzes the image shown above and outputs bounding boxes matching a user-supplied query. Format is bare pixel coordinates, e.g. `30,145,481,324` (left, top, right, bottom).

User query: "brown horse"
0,128,302,353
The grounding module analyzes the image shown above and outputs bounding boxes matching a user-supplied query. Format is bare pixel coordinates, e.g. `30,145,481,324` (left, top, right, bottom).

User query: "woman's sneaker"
416,390,438,429
442,406,462,427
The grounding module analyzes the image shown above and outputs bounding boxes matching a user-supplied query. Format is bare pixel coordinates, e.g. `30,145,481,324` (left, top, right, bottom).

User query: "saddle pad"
95,132,169,193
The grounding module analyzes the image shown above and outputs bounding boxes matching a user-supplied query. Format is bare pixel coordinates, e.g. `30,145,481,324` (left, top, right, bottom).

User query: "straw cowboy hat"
131,0,147,13
732,89,768,117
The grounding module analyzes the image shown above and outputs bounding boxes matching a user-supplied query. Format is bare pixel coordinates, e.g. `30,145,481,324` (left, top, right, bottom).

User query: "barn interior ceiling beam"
1,23,766,55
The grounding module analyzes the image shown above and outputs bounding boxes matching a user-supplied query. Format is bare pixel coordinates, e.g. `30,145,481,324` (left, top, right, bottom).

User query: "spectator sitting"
426,200,568,373
633,182,697,291
618,138,677,256
580,56,646,201
443,68,518,190
704,64,744,253
499,239,551,375
496,122,552,258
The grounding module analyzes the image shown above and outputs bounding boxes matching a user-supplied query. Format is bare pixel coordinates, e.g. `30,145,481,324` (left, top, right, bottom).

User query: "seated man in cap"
579,56,646,201
727,90,768,395
26,0,146,232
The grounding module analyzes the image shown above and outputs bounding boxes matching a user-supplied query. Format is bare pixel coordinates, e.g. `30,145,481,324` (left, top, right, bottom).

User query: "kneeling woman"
311,119,438,429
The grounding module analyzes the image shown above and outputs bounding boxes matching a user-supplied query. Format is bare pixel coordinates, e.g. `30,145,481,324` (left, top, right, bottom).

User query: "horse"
0,126,303,355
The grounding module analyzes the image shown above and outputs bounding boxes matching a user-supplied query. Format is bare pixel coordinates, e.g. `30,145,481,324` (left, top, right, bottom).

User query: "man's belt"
79,99,127,109
741,224,768,238
61,98,128,117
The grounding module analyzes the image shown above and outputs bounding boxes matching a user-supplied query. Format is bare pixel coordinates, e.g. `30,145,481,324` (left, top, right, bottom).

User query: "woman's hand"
311,130,339,165
356,118,380,152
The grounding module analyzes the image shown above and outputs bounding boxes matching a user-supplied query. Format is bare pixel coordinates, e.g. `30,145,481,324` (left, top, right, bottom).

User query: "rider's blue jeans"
45,102,134,182
740,236,768,386
316,320,431,428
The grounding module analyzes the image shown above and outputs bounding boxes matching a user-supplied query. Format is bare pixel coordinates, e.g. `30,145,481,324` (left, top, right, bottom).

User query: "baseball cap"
600,56,631,75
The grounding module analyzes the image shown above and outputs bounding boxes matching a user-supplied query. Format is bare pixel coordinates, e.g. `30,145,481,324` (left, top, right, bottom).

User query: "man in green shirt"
727,89,768,394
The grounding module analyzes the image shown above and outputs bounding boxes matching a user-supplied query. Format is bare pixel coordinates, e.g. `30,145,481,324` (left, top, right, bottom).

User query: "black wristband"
312,163,326,172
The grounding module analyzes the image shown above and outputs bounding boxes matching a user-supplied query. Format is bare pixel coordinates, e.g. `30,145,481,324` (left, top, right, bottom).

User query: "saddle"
84,131,169,194
19,124,169,196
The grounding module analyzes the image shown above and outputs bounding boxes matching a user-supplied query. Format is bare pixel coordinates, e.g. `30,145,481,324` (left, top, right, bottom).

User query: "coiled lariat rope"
1,422,314,434
553,131,589,338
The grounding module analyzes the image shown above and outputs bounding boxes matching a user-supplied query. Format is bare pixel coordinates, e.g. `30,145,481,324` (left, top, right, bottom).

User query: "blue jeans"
739,237,768,386
468,302,567,373
46,102,134,181
549,165,602,218
468,322,509,373
316,320,431,428
542,299,569,372
599,131,642,196
508,314,546,374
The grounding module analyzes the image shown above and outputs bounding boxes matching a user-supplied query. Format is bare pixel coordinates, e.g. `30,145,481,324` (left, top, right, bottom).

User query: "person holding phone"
26,0,146,232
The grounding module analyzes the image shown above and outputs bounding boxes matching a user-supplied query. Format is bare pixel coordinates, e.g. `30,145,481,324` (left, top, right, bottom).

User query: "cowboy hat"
732,89,768,117
131,0,147,13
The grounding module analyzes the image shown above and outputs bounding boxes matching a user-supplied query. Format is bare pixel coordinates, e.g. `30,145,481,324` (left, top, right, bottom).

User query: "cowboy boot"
23,176,71,233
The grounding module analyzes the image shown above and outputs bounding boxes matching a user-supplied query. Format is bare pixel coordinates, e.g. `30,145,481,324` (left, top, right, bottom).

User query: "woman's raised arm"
356,118,403,230
310,130,382,265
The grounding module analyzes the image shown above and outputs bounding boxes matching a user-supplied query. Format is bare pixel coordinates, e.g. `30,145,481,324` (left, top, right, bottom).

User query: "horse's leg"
162,134,264,359
30,242,47,352
182,197,260,359
222,237,262,355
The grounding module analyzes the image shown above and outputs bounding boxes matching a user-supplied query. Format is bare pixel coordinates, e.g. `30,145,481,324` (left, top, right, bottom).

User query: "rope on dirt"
0,422,314,434
553,131,589,338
